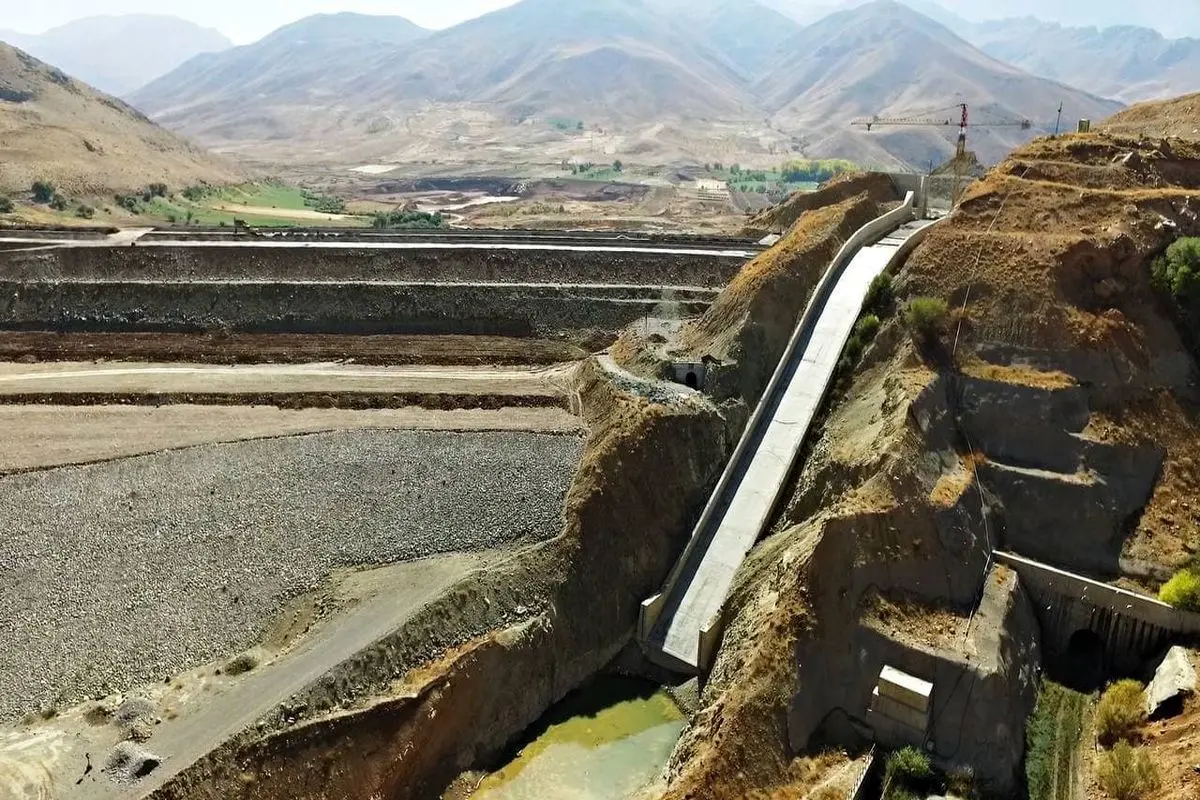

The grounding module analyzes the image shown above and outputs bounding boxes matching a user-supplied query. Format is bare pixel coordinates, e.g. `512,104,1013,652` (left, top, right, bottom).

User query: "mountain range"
0,42,240,195
0,15,230,97
759,1,1200,103
127,0,1121,169
960,19,1200,104
761,0,1200,38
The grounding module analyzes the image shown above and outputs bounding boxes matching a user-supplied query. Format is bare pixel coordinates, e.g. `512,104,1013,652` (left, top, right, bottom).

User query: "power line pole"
1054,102,1064,137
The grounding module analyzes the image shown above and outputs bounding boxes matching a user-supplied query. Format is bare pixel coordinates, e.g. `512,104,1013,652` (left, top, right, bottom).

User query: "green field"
130,182,366,228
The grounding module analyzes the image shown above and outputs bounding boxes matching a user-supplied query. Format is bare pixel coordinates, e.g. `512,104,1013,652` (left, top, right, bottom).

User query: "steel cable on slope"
947,164,1035,597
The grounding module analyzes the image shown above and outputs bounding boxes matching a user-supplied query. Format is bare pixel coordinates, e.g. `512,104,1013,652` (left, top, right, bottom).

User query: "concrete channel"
639,195,939,674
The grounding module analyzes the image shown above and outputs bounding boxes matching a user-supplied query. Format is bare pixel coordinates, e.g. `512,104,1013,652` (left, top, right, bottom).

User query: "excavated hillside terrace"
11,134,1200,800
658,134,1200,799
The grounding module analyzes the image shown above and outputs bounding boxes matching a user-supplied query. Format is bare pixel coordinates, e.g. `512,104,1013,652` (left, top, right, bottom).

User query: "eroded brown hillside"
662,130,1200,798
0,42,240,194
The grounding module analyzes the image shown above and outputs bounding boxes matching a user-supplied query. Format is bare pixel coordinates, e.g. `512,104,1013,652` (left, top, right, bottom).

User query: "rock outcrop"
1147,646,1198,719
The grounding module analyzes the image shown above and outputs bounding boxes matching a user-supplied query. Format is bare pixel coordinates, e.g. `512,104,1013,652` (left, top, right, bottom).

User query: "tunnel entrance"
1057,629,1107,693
685,371,699,390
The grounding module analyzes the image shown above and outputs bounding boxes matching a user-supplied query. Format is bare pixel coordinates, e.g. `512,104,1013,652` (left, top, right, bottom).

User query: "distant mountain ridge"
128,0,1123,168
962,18,1200,104
753,2,1122,168
0,15,231,96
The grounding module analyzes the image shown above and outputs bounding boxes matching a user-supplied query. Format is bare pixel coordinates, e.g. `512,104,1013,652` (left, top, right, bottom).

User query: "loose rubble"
0,429,583,722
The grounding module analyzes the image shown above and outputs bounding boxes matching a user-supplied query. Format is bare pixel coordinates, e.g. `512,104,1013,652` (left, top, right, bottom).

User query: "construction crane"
850,103,1034,204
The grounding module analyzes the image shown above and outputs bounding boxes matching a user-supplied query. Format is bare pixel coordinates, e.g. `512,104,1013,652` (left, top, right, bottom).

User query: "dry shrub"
904,297,950,341
1096,680,1147,746
1096,742,1159,800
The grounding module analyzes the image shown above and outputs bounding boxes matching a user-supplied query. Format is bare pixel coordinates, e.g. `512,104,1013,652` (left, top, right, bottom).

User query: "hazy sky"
2,0,523,43
2,0,1186,43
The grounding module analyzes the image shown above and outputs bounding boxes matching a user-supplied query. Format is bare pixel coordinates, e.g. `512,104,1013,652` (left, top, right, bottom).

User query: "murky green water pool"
471,677,686,800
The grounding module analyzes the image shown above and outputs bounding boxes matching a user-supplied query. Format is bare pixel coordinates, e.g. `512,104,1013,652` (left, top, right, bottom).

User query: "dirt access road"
1,552,498,800
0,332,588,367
0,362,573,399
0,404,584,474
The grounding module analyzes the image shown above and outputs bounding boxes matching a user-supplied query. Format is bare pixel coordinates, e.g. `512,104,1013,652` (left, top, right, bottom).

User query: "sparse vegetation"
1152,237,1200,348
182,185,212,202
779,158,857,183
904,296,949,341
31,180,56,204
884,747,937,800
864,273,895,315
1159,567,1200,610
1026,680,1089,800
1096,680,1147,747
147,183,169,198
224,651,260,676
838,272,895,377
1096,742,1159,800
301,190,346,215
0,196,13,213
944,766,978,800
75,204,95,219
115,194,142,214
371,209,446,230
49,194,68,212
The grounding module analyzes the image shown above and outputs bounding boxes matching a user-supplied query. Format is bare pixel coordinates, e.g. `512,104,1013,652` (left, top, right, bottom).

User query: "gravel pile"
0,429,584,723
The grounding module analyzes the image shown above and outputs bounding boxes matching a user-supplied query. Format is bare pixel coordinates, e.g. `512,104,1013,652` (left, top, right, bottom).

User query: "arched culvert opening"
807,708,872,755
1059,629,1107,693
685,371,699,390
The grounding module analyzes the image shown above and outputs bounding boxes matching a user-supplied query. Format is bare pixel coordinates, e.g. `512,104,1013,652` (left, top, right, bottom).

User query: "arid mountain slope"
0,15,231,97
128,13,429,145
647,0,805,76
967,18,1200,104
134,0,756,148
1100,93,1200,140
0,43,241,195
129,0,1124,168
755,1,1125,167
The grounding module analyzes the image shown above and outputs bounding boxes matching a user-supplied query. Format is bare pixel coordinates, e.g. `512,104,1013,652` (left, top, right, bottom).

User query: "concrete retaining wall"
789,566,1041,797
0,281,714,336
640,194,920,671
997,551,1200,673
0,245,745,289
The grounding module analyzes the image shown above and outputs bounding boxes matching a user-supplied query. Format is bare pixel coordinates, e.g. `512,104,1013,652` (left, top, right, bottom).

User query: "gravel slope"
0,429,583,723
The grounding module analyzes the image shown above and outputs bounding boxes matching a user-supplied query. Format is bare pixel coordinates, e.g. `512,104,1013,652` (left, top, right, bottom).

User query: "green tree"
1153,237,1200,339
114,194,141,214
31,180,55,204
0,196,13,213
612,159,623,172
148,182,169,198
49,194,68,212
371,209,446,230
